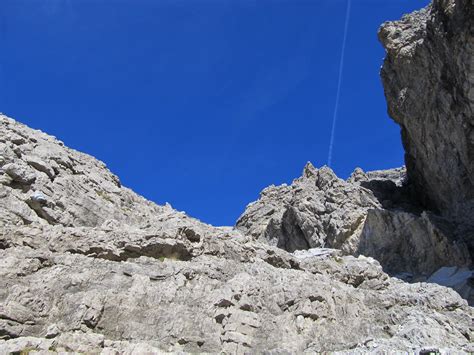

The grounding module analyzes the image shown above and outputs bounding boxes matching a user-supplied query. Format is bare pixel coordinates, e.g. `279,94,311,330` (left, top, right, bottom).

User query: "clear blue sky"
1,0,429,226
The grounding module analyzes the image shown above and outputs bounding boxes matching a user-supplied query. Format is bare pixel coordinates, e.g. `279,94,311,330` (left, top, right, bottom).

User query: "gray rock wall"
379,0,474,228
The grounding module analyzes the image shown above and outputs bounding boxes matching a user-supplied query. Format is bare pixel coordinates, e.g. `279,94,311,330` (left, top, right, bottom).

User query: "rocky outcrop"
236,163,381,254
236,163,471,279
1,1,474,352
0,114,167,229
0,116,473,353
236,0,474,305
379,0,474,238
236,163,411,254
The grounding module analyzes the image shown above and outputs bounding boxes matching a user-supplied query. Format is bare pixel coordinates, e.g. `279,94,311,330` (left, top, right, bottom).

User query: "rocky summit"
0,0,473,354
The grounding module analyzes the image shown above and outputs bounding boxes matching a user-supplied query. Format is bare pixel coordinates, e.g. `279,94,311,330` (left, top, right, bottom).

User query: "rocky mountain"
0,114,472,354
0,0,473,353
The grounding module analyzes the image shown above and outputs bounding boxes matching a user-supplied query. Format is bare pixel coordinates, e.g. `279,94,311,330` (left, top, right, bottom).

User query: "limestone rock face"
236,163,383,254
0,116,473,353
0,115,170,229
1,224,473,354
379,0,474,233
1,0,474,351
236,163,471,279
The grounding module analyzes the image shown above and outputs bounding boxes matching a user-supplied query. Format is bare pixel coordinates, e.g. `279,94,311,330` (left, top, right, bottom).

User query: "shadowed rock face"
379,0,474,229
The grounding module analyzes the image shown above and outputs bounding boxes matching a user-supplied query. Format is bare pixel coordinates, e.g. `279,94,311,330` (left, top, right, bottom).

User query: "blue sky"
1,0,429,226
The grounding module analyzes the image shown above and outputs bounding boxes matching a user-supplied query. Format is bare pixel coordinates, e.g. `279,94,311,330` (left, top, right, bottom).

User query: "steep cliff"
379,0,474,238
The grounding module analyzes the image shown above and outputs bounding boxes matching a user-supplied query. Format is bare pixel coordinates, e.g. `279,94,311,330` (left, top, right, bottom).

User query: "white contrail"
327,0,352,168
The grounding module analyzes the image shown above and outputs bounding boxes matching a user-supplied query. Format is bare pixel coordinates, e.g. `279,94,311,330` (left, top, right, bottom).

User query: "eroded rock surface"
1,1,474,352
0,115,190,230
1,224,472,354
379,0,474,244
0,116,473,353
236,163,471,279
237,163,384,254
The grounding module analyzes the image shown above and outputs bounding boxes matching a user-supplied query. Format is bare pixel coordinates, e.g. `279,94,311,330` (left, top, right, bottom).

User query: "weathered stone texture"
0,116,472,353
379,0,474,228
236,163,471,279
1,0,474,352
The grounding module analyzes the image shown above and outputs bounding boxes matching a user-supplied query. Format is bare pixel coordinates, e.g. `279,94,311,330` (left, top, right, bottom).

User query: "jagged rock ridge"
236,163,471,281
